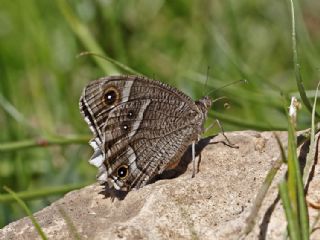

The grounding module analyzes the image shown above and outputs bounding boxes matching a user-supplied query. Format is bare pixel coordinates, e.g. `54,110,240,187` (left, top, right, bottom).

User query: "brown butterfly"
79,75,211,191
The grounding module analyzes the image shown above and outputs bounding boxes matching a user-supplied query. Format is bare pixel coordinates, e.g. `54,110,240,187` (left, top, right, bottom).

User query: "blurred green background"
0,0,320,228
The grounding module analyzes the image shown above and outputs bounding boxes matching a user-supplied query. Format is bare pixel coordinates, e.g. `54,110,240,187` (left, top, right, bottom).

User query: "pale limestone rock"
1,131,319,240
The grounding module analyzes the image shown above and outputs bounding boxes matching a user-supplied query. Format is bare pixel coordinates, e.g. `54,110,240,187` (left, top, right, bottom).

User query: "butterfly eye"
117,165,129,179
104,87,119,105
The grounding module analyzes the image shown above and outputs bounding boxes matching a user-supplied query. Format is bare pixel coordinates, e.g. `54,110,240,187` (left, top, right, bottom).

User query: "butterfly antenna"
77,51,141,75
203,66,210,95
206,79,247,97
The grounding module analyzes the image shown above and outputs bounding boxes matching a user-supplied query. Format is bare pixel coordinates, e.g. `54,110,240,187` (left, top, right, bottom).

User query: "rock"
1,131,320,240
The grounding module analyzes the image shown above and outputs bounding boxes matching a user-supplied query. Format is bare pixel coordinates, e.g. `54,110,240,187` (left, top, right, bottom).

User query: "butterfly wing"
80,75,207,191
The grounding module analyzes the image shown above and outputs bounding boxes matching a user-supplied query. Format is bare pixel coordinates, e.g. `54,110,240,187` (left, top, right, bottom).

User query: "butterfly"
79,75,211,191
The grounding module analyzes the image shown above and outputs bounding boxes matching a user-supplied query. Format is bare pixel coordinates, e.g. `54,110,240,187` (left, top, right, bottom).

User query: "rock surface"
1,131,320,240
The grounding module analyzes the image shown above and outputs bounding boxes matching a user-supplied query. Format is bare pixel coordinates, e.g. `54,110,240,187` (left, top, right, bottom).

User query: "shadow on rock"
149,135,216,182
100,135,216,200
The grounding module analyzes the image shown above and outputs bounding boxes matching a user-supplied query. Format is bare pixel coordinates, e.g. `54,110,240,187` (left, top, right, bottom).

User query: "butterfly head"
196,96,212,116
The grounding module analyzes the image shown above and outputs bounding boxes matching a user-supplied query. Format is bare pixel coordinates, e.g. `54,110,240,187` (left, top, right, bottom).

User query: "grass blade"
56,0,118,74
58,206,82,240
303,81,320,184
289,0,320,118
78,52,143,76
3,186,48,240
242,156,283,236
279,182,299,240
0,135,90,152
210,111,287,131
0,183,87,203
281,96,309,239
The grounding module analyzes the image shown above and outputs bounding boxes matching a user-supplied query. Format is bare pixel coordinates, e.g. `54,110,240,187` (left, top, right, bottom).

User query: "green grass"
0,0,320,233
278,2,310,238
3,186,47,239
279,95,309,240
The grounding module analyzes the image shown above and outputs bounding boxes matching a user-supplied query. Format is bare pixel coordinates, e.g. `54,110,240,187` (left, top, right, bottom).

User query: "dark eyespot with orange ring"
117,165,129,179
104,86,119,106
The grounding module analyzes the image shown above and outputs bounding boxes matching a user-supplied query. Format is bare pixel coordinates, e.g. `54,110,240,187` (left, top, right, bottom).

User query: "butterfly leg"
191,139,204,177
207,119,237,148
197,152,202,174
191,136,207,177
216,119,233,145
191,141,196,178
